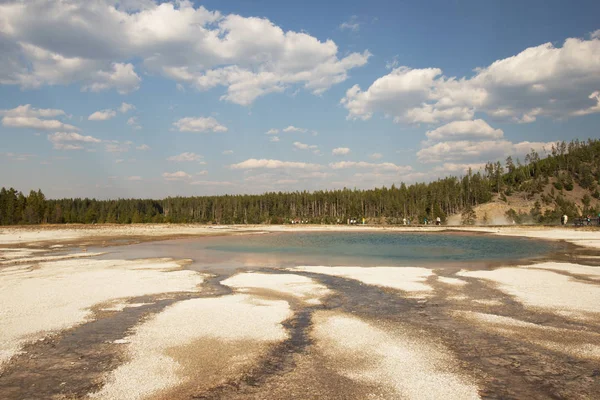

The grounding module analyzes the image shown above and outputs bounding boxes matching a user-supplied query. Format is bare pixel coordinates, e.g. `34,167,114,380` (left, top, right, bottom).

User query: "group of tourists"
562,213,600,226
402,217,442,225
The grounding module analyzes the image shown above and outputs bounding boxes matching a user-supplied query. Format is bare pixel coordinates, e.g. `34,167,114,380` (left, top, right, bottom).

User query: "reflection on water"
93,232,562,272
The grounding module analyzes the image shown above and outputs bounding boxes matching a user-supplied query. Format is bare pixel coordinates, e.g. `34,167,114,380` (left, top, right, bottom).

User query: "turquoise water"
96,232,562,270
205,232,557,262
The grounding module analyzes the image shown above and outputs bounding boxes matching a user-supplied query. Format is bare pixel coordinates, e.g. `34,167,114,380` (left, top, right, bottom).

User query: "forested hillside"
2,139,600,225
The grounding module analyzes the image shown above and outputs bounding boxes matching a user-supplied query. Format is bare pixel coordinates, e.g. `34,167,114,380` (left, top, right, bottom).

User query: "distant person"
562,214,568,225
402,217,407,225
436,217,441,226
424,218,428,225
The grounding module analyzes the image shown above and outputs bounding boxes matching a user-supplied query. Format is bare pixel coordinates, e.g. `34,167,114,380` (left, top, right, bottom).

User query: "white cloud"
294,141,318,150
402,105,474,125
105,141,132,153
119,102,135,113
2,104,78,131
222,150,234,155
195,170,208,176
341,67,445,122
433,163,487,174
340,16,360,32
332,147,351,155
173,117,227,133
269,136,280,142
48,132,101,143
52,143,84,151
329,161,412,173
127,116,142,130
190,180,233,186
385,56,399,70
265,128,279,135
167,152,203,162
275,179,298,185
231,159,321,170
47,132,101,150
0,1,370,102
2,116,80,131
282,125,307,133
425,119,504,142
88,109,117,121
341,34,600,123
417,140,554,163
136,144,150,151
125,176,142,181
299,171,334,179
162,171,192,180
0,104,65,118
370,153,383,160
571,91,600,117
2,152,35,161
81,63,141,94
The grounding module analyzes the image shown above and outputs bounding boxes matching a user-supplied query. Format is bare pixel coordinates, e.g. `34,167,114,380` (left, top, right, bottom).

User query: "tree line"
2,139,600,225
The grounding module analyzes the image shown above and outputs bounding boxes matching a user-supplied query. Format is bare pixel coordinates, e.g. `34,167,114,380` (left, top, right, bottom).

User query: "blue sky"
1,0,599,199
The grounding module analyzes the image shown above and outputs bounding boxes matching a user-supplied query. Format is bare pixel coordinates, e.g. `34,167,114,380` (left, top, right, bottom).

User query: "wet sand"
1,225,600,399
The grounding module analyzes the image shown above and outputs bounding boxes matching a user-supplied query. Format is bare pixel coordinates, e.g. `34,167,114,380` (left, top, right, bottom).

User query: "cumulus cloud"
433,163,487,174
47,132,101,150
341,34,600,123
0,1,369,101
162,171,192,180
332,147,351,155
127,116,142,130
425,119,504,142
282,125,307,133
1,104,65,118
294,141,318,150
119,102,135,113
370,153,383,160
136,144,150,151
1,104,78,131
571,91,600,117
190,180,233,186
3,116,79,131
230,159,321,170
167,152,203,162
173,117,227,133
48,132,101,143
2,152,35,161
88,109,117,121
105,141,133,153
340,16,360,32
81,63,141,94
417,140,553,163
265,128,279,135
52,144,84,151
329,161,412,173
269,136,280,142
